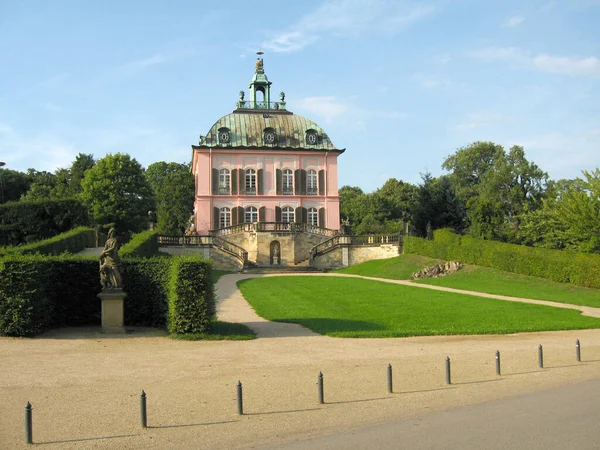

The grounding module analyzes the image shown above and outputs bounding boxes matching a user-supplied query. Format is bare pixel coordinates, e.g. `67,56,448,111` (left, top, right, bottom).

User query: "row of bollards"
21,339,585,443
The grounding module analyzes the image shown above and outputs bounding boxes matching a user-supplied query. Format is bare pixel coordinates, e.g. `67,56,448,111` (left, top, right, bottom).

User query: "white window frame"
283,169,294,195
219,207,231,228
307,169,318,195
308,207,318,227
245,169,256,195
282,206,295,223
219,169,230,194
245,206,258,223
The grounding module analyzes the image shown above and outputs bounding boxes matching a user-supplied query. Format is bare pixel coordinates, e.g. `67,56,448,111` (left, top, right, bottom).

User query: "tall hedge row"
0,254,213,336
167,257,215,334
120,230,159,259
404,229,600,289
0,227,96,257
0,199,90,246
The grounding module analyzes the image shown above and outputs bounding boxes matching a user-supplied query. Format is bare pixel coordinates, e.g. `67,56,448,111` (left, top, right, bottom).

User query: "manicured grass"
334,255,444,280
415,265,600,308
237,276,600,338
171,320,255,340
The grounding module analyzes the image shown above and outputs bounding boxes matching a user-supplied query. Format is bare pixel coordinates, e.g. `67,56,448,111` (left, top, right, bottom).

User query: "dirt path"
2,273,600,449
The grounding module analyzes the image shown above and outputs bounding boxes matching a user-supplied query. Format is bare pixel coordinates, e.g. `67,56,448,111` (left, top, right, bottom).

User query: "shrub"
404,229,600,289
0,199,90,246
0,253,215,336
0,227,96,257
120,230,159,259
168,257,215,334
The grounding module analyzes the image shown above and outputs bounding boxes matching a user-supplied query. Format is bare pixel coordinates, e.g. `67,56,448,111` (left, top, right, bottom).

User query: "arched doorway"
270,241,281,265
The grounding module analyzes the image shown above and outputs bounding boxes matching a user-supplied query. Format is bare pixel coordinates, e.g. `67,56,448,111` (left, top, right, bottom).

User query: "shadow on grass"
150,419,238,429
270,318,386,336
38,434,136,445
245,407,322,416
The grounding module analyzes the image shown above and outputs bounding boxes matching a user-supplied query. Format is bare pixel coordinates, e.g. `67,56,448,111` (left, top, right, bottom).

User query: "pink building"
191,58,345,238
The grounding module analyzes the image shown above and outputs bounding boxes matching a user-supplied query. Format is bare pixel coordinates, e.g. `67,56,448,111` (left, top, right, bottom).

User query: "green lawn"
334,255,442,279
171,320,255,340
337,255,600,308
237,276,600,338
416,265,600,308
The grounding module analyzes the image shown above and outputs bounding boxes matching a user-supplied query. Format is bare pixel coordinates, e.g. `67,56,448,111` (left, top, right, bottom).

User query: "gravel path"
1,272,600,449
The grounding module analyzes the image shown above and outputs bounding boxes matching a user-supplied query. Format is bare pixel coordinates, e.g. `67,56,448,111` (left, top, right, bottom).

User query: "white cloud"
133,54,167,68
261,0,436,53
296,95,406,130
449,113,515,132
469,47,600,77
502,15,524,27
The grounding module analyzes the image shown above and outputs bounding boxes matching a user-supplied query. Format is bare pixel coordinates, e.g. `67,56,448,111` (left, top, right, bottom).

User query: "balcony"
282,186,294,195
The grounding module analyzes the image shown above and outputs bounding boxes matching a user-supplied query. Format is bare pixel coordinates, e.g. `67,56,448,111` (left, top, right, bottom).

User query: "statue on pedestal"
99,228,122,290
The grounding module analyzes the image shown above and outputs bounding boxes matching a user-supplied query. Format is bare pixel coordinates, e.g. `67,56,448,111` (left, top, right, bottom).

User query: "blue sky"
1,0,599,192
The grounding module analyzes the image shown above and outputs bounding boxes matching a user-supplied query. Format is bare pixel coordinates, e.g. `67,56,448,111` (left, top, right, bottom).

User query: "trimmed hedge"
0,227,96,257
0,253,213,336
404,229,600,289
168,257,215,334
120,230,159,259
0,198,90,246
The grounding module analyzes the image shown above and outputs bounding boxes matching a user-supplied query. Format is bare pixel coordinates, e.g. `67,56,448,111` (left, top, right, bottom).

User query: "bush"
0,199,90,246
404,229,600,289
0,227,96,257
168,257,215,334
120,230,159,259
0,253,214,336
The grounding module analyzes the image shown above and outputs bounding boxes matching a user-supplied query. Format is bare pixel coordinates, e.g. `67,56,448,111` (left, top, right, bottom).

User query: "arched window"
307,170,318,195
219,207,231,228
245,206,258,223
245,169,256,194
282,206,295,223
218,127,230,144
283,169,294,195
308,207,318,227
219,169,230,194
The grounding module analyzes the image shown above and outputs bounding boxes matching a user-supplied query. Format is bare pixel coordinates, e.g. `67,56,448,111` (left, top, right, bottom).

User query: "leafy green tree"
21,170,58,201
0,168,31,203
145,162,194,234
80,153,155,233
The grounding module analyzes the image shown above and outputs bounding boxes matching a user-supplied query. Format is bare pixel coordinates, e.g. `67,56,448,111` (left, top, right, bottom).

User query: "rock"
412,261,462,279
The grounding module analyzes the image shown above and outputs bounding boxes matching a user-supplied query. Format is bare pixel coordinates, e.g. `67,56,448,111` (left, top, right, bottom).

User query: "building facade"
191,58,344,240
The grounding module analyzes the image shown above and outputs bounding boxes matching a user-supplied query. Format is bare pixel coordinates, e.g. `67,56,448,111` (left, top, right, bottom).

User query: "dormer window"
263,128,276,145
218,127,230,144
306,129,318,145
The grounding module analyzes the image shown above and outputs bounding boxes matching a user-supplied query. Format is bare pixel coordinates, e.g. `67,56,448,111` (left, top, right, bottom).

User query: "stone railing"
157,235,212,246
310,234,401,259
212,237,248,266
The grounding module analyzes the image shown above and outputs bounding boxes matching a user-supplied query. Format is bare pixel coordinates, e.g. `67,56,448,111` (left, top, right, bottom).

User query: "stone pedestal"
98,289,127,333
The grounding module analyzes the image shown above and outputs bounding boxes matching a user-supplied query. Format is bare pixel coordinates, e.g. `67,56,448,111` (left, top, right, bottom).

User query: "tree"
0,168,32,203
411,173,465,236
145,162,195,234
21,170,58,201
80,153,155,233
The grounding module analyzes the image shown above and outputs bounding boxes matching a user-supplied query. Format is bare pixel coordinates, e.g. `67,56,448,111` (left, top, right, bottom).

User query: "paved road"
264,378,600,450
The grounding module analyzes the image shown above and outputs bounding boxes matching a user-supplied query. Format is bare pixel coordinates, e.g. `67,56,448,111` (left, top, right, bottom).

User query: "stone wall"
349,244,399,265
159,245,242,271
310,247,345,269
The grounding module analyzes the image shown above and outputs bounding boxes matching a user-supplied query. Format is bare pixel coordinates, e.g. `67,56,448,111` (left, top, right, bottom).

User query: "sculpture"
99,228,123,290
239,90,245,101
255,58,264,72
280,91,285,102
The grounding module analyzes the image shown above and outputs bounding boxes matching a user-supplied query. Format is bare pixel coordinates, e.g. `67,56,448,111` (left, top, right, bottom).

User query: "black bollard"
236,381,243,415
25,401,32,444
538,345,544,368
318,372,324,404
140,391,147,428
576,339,581,362
387,364,393,394
495,350,501,376
445,357,451,385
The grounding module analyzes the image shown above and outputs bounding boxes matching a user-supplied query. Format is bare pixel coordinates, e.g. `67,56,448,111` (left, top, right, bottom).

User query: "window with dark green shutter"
257,169,264,195
259,206,266,222
318,170,325,195
276,169,282,195
212,168,219,195
239,170,246,195
275,206,282,222
319,207,325,228
213,207,219,230
231,169,238,195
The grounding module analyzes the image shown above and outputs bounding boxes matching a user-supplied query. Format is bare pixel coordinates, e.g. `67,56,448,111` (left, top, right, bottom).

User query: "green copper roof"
197,110,342,151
